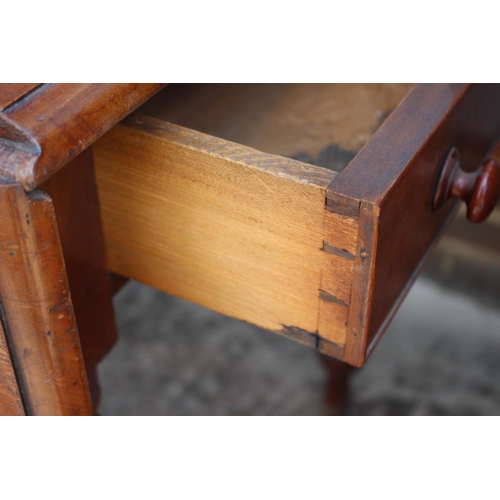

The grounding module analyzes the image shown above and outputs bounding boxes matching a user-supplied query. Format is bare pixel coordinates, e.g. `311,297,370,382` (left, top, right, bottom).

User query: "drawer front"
94,84,500,366
327,84,500,364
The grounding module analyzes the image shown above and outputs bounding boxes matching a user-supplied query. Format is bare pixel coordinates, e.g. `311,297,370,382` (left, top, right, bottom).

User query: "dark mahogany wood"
0,83,166,190
318,353,356,415
41,148,118,410
433,147,500,223
109,273,129,296
327,83,500,366
0,84,166,415
0,182,92,415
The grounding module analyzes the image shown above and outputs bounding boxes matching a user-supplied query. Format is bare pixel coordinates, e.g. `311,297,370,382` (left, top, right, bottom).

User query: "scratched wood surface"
0,83,166,190
94,116,358,351
0,182,92,415
0,84,168,415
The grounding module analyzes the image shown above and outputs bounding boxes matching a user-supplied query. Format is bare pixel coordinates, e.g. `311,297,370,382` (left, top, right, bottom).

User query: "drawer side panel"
94,117,359,352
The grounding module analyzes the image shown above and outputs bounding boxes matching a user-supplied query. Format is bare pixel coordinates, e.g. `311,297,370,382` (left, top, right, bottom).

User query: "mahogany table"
1,83,499,415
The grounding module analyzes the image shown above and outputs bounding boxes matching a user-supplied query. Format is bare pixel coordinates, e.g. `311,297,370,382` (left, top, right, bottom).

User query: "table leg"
0,182,93,415
318,353,356,415
42,148,118,411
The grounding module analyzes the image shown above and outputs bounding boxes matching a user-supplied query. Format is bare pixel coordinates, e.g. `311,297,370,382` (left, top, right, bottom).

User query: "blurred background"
96,85,500,415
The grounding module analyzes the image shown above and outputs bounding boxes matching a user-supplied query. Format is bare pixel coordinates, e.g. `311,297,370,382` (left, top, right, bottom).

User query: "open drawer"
93,84,500,366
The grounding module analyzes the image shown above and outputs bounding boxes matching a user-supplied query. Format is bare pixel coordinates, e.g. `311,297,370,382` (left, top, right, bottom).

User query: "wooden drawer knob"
433,147,500,223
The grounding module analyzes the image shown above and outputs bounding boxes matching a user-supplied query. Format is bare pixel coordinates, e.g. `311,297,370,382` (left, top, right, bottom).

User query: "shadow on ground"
98,277,500,416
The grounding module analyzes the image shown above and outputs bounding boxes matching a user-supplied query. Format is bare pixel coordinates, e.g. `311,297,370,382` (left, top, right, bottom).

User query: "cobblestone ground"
98,277,500,416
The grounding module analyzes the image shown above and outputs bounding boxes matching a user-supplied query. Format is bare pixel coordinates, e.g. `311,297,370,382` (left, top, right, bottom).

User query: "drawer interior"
93,84,500,366
137,84,414,172
93,84,415,362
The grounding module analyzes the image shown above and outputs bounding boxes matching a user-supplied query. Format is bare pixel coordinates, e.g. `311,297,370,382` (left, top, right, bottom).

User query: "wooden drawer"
93,84,500,366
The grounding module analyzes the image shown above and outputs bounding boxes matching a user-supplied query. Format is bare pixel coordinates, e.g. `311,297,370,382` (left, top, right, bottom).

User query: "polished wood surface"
0,84,41,110
433,147,500,223
41,148,118,410
0,182,92,415
327,83,500,365
0,83,165,415
0,83,166,190
94,115,358,351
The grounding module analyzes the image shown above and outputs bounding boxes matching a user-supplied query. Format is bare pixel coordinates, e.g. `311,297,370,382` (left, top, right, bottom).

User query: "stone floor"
98,276,500,416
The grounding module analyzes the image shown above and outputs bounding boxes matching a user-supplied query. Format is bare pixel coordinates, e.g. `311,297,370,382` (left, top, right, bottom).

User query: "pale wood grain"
94,116,359,347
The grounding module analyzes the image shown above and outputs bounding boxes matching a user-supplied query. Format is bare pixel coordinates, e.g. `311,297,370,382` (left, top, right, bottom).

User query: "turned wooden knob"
433,147,500,223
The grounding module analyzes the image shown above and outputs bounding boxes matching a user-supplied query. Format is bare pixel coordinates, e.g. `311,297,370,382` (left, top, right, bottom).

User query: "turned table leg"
318,353,356,415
